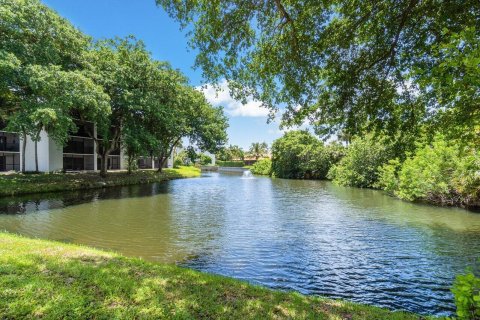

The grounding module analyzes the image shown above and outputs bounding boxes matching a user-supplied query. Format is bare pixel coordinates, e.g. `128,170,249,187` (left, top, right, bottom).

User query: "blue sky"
43,0,288,150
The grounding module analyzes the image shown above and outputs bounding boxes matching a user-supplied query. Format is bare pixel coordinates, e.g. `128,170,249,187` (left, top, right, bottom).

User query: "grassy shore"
0,166,201,197
0,233,429,319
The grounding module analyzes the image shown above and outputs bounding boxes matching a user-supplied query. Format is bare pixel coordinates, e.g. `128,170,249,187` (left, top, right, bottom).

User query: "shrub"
198,153,212,165
376,159,401,195
217,160,245,167
174,150,189,168
173,158,183,168
378,135,480,206
452,271,480,320
271,131,333,179
396,137,458,202
250,158,272,175
328,135,392,188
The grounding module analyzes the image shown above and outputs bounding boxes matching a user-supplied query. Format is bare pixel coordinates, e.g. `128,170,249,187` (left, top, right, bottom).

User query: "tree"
198,153,212,165
217,145,244,161
271,131,331,179
328,135,393,188
248,142,268,160
147,85,228,172
0,0,108,171
156,0,479,141
80,37,157,177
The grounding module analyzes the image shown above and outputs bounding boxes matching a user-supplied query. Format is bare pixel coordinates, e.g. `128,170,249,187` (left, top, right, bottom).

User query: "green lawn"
0,166,201,197
0,233,430,319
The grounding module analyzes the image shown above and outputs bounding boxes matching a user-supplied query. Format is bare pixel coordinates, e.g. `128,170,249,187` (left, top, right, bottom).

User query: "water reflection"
0,173,479,316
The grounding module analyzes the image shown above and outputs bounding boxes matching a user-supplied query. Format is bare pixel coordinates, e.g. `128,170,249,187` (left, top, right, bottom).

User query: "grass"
0,233,430,320
0,166,201,197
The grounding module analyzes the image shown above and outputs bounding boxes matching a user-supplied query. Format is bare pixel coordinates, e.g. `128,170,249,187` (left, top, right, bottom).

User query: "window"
97,156,120,170
0,153,20,171
63,155,94,171
64,137,94,154
109,156,120,170
0,132,19,152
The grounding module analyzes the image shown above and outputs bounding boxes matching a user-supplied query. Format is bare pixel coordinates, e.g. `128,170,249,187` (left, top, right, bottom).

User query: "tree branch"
273,0,299,51
367,0,418,70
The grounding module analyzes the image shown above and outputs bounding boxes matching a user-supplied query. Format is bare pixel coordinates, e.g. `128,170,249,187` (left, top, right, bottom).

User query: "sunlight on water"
0,173,479,316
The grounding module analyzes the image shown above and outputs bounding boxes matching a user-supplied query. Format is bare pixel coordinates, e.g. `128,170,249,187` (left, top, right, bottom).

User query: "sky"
42,0,291,150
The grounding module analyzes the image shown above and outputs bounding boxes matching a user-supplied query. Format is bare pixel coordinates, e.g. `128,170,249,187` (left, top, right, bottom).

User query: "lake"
1,172,479,316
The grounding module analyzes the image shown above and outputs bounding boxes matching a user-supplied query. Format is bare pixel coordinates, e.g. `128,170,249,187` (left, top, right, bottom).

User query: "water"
242,170,254,179
0,172,479,316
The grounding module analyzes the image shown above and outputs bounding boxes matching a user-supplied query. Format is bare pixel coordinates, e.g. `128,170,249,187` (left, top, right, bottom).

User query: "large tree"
0,0,108,172
157,0,479,141
146,84,229,172
81,37,157,177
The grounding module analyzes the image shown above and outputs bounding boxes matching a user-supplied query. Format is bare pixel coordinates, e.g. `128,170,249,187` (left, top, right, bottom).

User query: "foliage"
0,0,108,171
376,159,401,195
174,150,190,168
377,136,480,207
1,1,228,177
452,271,480,320
198,153,212,165
414,27,480,145
250,158,272,176
271,131,334,179
142,82,228,172
216,145,245,161
156,0,479,142
248,142,268,160
328,135,392,188
83,37,160,176
217,160,245,167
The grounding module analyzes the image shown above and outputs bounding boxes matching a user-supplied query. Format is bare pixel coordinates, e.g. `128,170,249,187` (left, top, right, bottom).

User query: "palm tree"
249,142,268,160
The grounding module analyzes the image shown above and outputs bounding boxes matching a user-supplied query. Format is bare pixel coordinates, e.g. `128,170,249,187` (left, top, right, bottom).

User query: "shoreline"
0,232,428,319
0,166,201,198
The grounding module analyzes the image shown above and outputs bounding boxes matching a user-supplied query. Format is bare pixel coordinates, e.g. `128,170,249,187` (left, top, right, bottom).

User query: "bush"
250,158,272,175
198,153,212,165
217,160,245,167
271,131,334,179
452,271,480,320
174,150,189,168
377,136,480,206
376,159,401,195
173,158,183,168
328,135,392,188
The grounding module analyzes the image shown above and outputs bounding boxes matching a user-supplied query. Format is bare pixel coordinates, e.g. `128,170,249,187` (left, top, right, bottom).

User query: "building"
0,121,20,172
0,121,173,173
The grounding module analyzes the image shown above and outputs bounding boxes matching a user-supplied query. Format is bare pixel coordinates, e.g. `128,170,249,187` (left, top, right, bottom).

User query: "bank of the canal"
0,232,427,319
0,166,200,197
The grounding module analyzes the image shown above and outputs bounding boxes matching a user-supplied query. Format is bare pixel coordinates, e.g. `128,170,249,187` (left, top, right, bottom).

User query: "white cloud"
197,79,269,117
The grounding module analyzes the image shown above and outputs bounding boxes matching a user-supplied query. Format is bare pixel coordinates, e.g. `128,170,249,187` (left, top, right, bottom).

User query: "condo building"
0,120,172,173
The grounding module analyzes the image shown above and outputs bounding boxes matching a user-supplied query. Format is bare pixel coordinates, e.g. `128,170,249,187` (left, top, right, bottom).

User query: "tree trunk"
21,131,26,173
157,157,164,173
34,138,38,173
100,153,108,178
127,153,133,174
157,153,167,173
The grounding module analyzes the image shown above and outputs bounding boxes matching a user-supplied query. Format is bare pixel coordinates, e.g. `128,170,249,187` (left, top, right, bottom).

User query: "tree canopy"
156,0,479,141
1,0,228,175
248,142,268,160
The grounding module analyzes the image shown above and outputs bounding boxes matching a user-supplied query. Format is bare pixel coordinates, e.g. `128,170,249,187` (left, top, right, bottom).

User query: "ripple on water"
0,174,479,316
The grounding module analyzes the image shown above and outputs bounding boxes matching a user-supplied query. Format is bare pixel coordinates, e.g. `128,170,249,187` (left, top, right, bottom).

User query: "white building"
0,121,173,173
